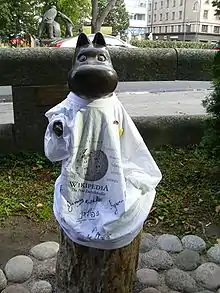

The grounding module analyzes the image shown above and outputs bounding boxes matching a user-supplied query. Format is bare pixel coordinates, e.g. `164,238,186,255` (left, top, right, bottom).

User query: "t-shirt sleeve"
44,100,72,162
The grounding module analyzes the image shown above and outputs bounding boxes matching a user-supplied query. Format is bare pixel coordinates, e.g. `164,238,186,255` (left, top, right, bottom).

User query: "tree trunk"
56,229,141,293
91,0,118,33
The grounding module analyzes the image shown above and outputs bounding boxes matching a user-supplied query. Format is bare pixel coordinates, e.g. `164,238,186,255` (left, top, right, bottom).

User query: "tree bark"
91,0,118,33
91,0,99,33
56,229,141,293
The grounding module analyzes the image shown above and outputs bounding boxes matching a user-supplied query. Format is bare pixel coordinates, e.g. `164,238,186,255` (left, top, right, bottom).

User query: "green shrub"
131,39,211,49
200,51,220,158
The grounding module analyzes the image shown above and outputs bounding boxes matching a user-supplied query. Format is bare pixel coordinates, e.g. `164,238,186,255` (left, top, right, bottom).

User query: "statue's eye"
78,55,87,62
97,54,106,62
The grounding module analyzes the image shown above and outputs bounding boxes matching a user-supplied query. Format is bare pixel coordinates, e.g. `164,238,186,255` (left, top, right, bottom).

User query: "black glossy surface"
68,32,118,99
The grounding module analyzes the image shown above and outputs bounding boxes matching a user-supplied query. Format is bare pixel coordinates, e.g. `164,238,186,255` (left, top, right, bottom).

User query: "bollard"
44,32,162,293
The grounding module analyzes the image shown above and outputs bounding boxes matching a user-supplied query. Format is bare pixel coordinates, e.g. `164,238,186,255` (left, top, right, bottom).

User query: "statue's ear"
76,33,90,48
92,32,106,47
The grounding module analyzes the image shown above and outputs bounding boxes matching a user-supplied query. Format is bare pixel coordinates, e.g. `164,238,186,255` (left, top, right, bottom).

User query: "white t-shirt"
44,92,162,249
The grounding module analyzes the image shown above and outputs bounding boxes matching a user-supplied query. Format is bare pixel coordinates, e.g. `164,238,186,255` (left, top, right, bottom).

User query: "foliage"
212,0,220,15
0,148,219,243
200,51,220,159
41,0,90,34
0,0,90,36
99,0,129,36
131,39,212,49
0,0,39,35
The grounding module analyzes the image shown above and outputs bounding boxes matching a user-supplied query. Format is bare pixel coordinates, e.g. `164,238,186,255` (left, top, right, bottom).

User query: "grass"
0,147,219,243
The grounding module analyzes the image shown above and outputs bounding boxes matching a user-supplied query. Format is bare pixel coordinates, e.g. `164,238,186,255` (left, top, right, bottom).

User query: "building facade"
147,0,220,42
124,0,149,36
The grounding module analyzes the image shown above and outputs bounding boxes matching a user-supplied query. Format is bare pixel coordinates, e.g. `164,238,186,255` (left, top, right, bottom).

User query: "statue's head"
68,32,118,100
51,5,56,9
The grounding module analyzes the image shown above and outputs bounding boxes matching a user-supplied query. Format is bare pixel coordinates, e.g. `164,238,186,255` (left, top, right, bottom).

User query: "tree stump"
56,229,142,293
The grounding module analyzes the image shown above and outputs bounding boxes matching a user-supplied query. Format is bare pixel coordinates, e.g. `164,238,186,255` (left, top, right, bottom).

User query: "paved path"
0,81,212,103
0,90,211,124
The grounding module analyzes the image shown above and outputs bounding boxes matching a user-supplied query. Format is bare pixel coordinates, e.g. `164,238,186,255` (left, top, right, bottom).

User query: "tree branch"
97,0,117,28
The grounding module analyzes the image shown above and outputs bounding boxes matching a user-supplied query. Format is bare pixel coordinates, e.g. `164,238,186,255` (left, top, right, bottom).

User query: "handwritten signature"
109,199,124,214
76,208,100,222
67,196,102,212
87,227,111,240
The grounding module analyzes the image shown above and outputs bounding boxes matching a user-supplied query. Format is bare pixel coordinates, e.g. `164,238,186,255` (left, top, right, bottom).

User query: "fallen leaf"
215,205,220,213
20,203,27,208
37,203,43,208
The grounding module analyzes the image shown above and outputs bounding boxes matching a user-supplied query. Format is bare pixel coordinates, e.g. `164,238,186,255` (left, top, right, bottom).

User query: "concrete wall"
0,47,215,153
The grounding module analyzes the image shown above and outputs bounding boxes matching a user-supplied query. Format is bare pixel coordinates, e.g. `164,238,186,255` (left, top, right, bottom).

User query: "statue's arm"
44,112,71,162
57,11,73,25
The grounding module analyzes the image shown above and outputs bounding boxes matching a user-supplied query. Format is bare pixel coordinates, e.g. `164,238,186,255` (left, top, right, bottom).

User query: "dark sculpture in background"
38,5,73,40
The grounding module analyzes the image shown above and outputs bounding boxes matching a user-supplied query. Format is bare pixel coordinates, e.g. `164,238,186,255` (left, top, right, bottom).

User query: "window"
161,1,163,8
179,11,182,19
214,26,220,34
148,15,151,22
154,2,157,9
171,25,174,32
165,26,168,33
172,11,175,19
167,0,169,7
134,14,146,20
139,1,146,7
166,12,169,20
154,14,156,21
178,25,181,32
186,24,191,32
180,0,183,5
149,3,152,10
202,25,208,32
153,26,156,33
159,26,162,33
203,10,208,19
216,15,220,20
193,1,198,11
173,0,176,7
160,13,163,20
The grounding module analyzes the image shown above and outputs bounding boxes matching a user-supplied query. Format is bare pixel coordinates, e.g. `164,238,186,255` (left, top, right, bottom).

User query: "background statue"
38,5,58,39
57,11,74,37
38,5,73,39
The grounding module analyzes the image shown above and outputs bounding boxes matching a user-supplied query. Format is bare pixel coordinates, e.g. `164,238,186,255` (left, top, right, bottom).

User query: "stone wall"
0,47,215,153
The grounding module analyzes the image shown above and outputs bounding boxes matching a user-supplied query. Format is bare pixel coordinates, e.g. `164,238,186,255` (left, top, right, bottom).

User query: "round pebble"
0,269,7,291
140,248,173,270
165,268,197,293
194,262,220,290
30,241,59,260
5,255,33,283
181,235,206,252
174,249,200,271
197,291,216,293
2,284,30,293
31,280,52,293
136,268,159,286
140,233,156,253
207,245,220,264
34,258,56,279
156,234,183,253
139,288,160,293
